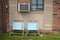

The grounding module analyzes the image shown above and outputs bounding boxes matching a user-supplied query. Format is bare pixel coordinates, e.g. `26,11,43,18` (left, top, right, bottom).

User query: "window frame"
31,0,44,11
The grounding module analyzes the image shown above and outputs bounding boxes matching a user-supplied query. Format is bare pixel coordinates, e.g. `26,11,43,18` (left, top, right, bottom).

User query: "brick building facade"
53,0,60,32
9,0,53,34
0,0,60,34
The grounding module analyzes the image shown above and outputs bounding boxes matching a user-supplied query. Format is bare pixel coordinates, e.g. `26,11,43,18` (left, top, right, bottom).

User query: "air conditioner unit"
18,3,30,12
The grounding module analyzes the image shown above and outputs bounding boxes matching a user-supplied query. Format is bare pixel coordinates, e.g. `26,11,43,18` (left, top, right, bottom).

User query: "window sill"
30,10,44,14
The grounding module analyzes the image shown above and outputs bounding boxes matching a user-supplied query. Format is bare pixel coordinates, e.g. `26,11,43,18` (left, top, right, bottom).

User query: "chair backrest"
27,22,38,30
12,22,24,30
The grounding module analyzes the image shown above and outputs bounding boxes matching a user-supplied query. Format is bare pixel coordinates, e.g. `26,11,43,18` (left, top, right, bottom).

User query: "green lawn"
0,34,60,40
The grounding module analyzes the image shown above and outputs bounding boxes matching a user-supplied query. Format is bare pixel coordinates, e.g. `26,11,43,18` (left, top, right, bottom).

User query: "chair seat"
28,30,38,34
13,30,23,33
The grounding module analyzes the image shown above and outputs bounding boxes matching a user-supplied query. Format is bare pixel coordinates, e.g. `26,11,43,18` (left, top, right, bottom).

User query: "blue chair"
12,22,24,34
27,22,38,35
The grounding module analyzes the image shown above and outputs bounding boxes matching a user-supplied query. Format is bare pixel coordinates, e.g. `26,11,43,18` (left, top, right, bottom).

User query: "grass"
0,33,60,40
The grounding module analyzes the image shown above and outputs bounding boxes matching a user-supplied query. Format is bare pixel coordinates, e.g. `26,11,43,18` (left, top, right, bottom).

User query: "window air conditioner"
18,3,30,12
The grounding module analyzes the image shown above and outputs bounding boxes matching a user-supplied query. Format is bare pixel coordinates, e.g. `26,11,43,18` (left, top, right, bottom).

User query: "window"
27,22,38,30
12,22,24,30
31,0,44,10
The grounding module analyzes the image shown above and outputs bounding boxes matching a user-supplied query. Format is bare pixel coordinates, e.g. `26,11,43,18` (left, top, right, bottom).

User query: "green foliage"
28,33,38,36
0,33,60,40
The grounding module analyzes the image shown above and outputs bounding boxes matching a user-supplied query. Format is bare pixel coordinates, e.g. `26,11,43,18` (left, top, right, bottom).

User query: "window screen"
20,4,28,10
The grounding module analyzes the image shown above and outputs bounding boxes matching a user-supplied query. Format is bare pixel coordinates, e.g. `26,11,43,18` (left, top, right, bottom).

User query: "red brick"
53,0,60,30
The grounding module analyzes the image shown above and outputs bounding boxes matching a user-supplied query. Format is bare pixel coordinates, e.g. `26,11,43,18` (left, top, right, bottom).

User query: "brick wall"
53,0,60,32
9,0,53,33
